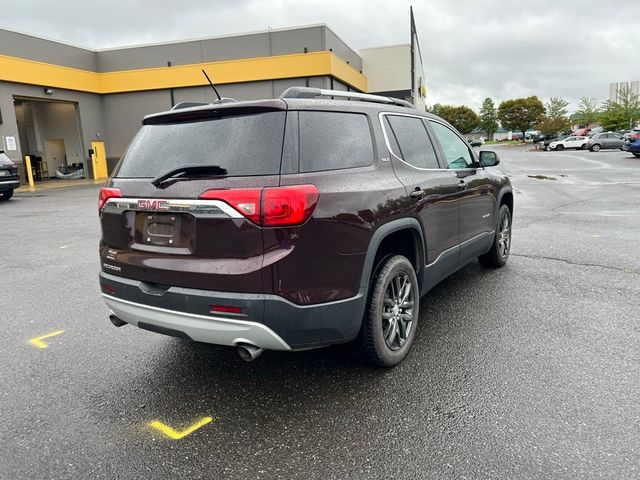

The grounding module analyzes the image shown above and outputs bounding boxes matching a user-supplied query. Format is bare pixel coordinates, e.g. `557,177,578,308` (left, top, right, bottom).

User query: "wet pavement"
1,146,638,479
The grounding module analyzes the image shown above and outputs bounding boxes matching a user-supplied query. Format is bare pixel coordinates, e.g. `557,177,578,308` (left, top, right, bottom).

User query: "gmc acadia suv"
98,87,513,367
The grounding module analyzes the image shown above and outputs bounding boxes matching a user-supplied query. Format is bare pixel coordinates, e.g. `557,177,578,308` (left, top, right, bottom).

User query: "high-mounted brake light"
199,185,319,227
98,187,122,211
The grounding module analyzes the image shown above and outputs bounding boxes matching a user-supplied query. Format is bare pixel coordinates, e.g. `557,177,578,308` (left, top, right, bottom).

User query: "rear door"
381,113,460,272
100,105,288,294
428,120,497,266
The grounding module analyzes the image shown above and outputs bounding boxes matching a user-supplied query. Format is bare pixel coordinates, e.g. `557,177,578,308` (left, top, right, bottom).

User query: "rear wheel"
479,204,511,268
0,190,13,201
358,255,419,367
590,144,601,152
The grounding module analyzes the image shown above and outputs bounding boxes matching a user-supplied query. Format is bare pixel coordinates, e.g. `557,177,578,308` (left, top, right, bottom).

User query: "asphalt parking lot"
1,145,639,479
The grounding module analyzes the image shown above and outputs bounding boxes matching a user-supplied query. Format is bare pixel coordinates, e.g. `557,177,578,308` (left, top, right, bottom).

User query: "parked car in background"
540,134,568,151
0,151,20,201
469,139,483,147
548,136,589,151
571,128,591,137
622,137,640,157
586,132,624,152
510,132,524,141
626,128,640,141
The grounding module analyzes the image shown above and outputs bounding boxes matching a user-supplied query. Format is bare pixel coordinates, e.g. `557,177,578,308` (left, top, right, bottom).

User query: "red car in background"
572,128,591,137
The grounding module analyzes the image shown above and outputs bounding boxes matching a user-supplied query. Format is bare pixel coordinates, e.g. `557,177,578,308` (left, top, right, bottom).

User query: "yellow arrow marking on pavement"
148,416,213,440
29,330,64,349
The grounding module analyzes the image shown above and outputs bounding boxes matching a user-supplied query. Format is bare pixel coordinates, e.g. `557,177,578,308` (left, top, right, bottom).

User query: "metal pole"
25,155,35,189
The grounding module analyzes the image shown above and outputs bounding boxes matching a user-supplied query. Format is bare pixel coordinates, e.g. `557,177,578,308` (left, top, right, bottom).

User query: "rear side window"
114,111,285,177
385,115,439,169
298,111,373,173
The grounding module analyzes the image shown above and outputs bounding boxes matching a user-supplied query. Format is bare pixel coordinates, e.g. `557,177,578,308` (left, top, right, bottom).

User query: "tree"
479,98,499,140
498,96,545,142
573,97,600,126
435,105,480,134
427,103,442,116
537,97,571,137
599,85,640,131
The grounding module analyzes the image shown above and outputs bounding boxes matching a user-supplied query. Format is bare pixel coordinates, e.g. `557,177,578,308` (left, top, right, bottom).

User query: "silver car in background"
586,132,624,152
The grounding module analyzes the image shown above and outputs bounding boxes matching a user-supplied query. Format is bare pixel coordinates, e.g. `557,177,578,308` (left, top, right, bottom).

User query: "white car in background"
548,136,589,151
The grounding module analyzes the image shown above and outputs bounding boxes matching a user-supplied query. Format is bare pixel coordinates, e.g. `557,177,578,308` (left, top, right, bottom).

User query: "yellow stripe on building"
0,51,367,94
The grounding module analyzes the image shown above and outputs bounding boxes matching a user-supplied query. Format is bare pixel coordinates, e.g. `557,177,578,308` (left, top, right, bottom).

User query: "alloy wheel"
382,271,415,351
498,213,511,259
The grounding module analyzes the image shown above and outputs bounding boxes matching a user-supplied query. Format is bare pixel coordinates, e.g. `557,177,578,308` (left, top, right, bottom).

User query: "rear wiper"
151,164,228,188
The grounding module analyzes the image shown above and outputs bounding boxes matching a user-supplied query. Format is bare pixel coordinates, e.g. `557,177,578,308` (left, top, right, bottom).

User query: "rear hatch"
99,101,289,293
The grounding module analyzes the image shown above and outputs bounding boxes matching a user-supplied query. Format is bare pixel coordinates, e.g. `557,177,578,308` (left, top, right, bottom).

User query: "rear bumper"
99,272,365,350
103,294,291,350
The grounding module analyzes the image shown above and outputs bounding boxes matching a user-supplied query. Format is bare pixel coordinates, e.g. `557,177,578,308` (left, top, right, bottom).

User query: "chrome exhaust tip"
109,314,127,327
237,343,264,361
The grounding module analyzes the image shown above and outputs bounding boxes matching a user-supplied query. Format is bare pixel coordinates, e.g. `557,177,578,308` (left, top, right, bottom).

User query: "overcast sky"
0,0,636,111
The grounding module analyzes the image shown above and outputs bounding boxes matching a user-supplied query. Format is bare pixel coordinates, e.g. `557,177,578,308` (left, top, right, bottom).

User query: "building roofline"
0,26,94,52
95,23,331,52
0,23,336,53
360,43,410,52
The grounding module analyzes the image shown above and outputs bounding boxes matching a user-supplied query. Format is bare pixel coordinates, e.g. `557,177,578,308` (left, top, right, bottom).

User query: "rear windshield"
114,111,285,177
0,152,14,165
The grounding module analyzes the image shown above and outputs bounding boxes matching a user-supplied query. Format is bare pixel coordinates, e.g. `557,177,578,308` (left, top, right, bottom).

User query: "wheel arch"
359,218,426,296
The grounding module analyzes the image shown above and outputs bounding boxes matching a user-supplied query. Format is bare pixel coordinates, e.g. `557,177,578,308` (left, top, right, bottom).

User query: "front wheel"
555,144,564,151
634,153,640,158
479,204,512,268
358,255,419,367
590,144,601,152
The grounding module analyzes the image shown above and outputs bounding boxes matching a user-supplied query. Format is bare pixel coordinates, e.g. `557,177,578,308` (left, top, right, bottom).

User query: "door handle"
410,188,425,198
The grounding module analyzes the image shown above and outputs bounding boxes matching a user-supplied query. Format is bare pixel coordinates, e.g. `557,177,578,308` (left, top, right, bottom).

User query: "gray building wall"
0,29,97,70
96,26,329,72
0,25,363,179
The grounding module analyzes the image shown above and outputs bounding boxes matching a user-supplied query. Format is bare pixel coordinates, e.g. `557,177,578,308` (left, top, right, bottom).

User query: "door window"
385,115,440,169
429,121,475,169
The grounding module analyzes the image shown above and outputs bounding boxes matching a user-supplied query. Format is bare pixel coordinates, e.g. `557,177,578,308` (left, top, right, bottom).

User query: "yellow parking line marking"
148,416,213,440
59,245,69,249
29,330,64,349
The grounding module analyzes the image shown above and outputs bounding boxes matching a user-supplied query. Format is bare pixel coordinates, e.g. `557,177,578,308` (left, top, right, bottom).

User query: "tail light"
200,185,319,227
98,187,122,211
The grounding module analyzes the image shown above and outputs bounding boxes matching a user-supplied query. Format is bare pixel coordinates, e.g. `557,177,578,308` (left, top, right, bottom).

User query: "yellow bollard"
24,155,35,190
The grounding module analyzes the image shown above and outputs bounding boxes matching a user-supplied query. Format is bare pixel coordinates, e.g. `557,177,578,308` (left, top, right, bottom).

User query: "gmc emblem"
138,199,169,210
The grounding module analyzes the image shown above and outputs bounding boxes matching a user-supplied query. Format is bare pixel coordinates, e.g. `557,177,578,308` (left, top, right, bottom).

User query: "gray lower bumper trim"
102,294,291,350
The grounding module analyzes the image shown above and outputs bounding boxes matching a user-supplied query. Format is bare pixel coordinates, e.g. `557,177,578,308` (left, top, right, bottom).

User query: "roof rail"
280,87,414,108
171,98,238,110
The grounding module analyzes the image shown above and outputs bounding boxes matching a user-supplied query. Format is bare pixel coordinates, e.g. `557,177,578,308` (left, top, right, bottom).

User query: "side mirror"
479,150,500,167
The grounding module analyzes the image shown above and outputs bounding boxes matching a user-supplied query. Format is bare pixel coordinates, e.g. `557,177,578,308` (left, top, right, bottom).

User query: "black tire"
0,190,13,201
590,144,601,152
358,255,419,367
634,153,640,158
580,144,587,150
479,204,512,268
555,144,564,151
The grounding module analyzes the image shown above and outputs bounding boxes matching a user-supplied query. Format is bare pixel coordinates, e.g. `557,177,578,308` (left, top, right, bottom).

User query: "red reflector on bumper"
211,305,243,314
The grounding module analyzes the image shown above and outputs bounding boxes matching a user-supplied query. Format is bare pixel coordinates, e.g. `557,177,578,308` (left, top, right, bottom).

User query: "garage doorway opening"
13,97,86,185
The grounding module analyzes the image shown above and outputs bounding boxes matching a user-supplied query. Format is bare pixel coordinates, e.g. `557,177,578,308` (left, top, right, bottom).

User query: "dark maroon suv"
99,87,512,367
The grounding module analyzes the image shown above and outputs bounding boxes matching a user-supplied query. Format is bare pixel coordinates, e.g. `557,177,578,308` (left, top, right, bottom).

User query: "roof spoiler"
280,87,414,108
171,98,237,110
